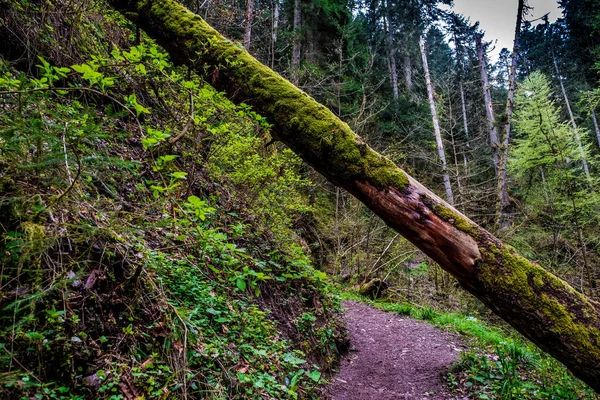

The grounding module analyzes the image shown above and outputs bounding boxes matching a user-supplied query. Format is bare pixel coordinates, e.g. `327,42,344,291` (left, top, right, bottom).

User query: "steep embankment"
0,2,346,398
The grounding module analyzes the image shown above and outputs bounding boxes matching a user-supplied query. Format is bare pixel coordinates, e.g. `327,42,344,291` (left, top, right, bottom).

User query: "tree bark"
453,32,469,169
271,0,279,68
459,82,469,142
495,0,526,234
590,100,600,149
448,100,465,204
383,0,399,101
291,0,301,70
243,0,254,50
404,55,413,94
419,35,454,206
107,0,600,391
458,82,469,168
475,33,500,175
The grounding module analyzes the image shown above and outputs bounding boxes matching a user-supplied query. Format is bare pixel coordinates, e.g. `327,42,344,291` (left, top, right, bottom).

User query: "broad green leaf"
236,278,246,291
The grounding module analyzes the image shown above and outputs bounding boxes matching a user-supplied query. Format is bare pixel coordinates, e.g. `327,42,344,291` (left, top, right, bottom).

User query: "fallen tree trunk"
107,0,600,390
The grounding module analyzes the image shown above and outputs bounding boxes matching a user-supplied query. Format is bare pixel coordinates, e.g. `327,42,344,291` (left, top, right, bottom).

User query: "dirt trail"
327,301,467,400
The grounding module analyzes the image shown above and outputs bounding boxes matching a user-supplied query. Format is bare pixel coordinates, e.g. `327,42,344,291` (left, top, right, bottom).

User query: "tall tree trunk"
551,52,591,181
404,55,413,94
562,166,592,292
419,35,454,205
452,33,468,145
335,187,341,272
453,32,469,169
448,100,465,207
243,0,254,50
271,0,279,68
589,100,600,149
459,82,469,142
475,33,500,175
291,0,301,70
107,0,600,390
383,0,399,101
495,0,525,234
459,82,469,168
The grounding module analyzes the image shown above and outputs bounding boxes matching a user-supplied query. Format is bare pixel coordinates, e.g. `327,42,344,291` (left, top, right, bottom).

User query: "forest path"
327,301,467,400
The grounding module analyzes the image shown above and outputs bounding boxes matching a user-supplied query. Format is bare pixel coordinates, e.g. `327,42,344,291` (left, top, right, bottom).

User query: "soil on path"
327,301,467,400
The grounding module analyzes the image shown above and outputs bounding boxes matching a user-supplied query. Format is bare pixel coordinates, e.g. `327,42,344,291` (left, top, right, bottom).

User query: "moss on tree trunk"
107,0,600,391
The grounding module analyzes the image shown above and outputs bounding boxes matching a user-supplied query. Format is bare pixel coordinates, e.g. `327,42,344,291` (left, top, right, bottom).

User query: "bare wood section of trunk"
107,0,600,391
419,35,454,206
475,33,500,174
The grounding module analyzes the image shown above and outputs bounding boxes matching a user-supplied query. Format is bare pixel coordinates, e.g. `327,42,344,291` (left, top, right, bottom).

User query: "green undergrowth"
0,4,346,397
342,292,598,400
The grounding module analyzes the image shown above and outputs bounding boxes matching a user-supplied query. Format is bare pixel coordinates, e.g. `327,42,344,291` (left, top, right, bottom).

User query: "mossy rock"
359,279,388,299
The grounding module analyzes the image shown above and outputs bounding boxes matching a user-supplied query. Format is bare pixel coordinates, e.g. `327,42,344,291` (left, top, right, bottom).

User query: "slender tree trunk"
419,35,454,205
459,83,469,143
404,55,413,94
335,187,341,272
449,101,464,208
495,0,525,234
452,33,468,145
271,0,279,68
575,219,592,293
540,167,551,204
475,33,500,175
551,52,591,181
453,33,469,170
107,0,600,390
564,172,592,293
589,101,600,149
539,108,593,293
291,0,301,70
383,0,398,101
458,82,469,168
243,0,254,50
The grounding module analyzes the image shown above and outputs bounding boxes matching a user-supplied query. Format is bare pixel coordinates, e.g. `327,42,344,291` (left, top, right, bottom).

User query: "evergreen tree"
511,71,598,289
559,0,600,81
